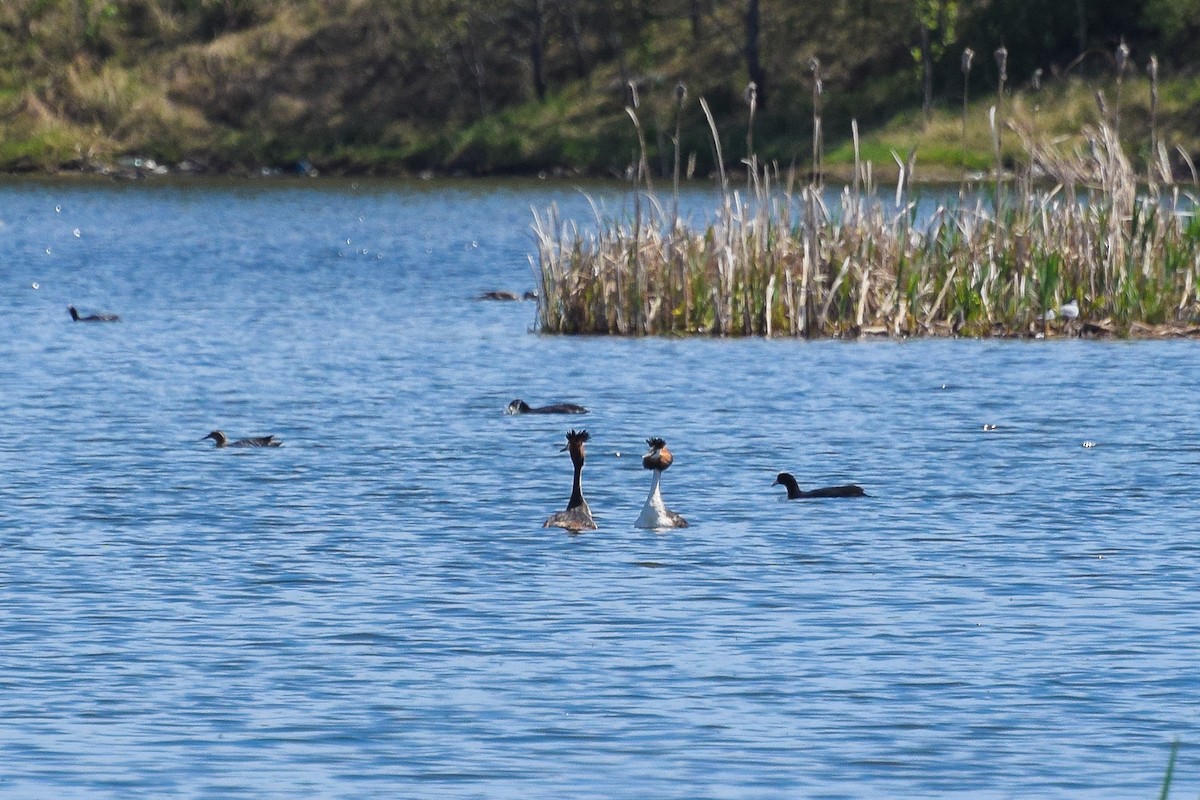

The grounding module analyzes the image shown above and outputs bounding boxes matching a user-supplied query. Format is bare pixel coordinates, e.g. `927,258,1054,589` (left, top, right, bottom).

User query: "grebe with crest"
202,430,282,448
507,399,588,415
68,305,119,322
544,429,596,532
635,437,688,529
773,472,866,499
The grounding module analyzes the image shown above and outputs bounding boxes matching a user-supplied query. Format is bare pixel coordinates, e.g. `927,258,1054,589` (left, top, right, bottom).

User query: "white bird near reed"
1037,299,1080,322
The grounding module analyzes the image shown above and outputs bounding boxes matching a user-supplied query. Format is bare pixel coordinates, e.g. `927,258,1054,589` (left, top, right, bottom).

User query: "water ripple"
0,180,1197,798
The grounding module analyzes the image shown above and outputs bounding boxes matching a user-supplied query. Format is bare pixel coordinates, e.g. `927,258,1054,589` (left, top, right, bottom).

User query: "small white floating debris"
1082,441,1097,448
73,228,81,238
982,424,998,431
55,205,61,213
31,282,39,289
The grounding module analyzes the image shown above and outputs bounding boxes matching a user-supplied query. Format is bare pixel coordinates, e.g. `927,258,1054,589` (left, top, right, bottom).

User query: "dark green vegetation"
1,0,1199,176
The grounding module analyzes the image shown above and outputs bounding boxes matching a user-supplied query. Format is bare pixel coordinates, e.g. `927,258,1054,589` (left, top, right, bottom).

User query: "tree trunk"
556,0,590,79
920,22,932,120
1076,0,1087,52
530,0,547,101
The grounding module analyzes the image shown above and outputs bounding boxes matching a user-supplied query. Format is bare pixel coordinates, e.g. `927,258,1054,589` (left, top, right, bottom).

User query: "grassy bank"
1,2,1198,179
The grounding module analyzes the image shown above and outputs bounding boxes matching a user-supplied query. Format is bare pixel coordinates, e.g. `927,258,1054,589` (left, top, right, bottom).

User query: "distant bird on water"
478,291,538,301
635,437,688,529
68,305,119,322
544,429,596,532
507,399,588,415
202,430,282,448
773,472,866,499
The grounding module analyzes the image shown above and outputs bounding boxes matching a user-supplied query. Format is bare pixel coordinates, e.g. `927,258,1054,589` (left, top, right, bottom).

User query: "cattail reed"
961,48,974,169
810,57,824,187
533,104,1200,340
672,82,687,225
744,81,758,192
1114,39,1130,141
993,45,1007,161
1148,55,1159,183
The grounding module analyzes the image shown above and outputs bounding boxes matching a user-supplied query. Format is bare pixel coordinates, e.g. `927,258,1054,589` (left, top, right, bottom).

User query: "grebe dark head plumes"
68,305,119,322
773,472,866,499
202,430,282,448
507,399,589,415
641,437,674,472
636,436,687,529
559,428,589,461
544,429,596,532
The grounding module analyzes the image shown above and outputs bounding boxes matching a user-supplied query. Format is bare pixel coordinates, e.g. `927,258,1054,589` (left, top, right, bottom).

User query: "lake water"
1,177,1197,798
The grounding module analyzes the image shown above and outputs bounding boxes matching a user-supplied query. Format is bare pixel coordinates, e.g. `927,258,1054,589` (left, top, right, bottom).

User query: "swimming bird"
478,290,538,301
635,437,688,529
202,430,282,448
544,429,597,532
773,472,866,499
507,399,588,415
68,305,119,322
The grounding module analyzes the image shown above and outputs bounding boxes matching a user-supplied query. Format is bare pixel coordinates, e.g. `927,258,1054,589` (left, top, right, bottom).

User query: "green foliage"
0,0,1197,175
1142,0,1200,61
911,0,959,65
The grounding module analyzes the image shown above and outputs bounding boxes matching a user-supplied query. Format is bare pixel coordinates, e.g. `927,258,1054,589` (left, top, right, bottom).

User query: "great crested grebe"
68,305,119,322
544,429,597,532
635,437,688,529
507,399,589,415
773,472,866,499
202,430,282,448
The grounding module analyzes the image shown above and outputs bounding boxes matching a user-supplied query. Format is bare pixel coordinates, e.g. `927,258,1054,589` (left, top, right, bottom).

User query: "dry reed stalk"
961,48,974,169
810,57,824,187
532,105,1200,339
1114,40,1130,143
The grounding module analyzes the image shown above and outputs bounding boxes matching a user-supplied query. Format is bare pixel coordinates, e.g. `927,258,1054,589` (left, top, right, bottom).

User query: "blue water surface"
0,177,1197,799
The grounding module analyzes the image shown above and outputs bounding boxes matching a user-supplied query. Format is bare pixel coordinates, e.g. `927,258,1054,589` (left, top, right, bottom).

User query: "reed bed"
532,119,1200,339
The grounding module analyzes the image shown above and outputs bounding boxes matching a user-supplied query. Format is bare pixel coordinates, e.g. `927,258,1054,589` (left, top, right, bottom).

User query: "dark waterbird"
544,429,596,532
478,290,537,301
68,305,119,322
202,430,282,448
507,399,588,415
773,472,866,499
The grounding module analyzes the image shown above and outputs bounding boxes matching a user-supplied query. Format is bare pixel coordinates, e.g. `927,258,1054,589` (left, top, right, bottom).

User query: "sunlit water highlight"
0,178,1197,798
